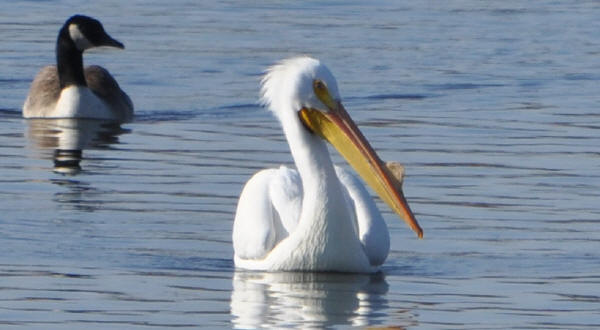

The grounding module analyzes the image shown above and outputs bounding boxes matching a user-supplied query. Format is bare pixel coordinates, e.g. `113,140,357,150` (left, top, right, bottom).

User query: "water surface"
1,1,599,328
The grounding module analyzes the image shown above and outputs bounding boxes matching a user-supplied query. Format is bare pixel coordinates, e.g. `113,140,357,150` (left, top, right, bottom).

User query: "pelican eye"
313,79,327,92
313,79,335,109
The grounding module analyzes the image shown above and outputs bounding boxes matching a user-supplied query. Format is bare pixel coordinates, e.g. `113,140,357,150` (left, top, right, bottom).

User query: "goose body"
233,57,423,273
23,15,133,122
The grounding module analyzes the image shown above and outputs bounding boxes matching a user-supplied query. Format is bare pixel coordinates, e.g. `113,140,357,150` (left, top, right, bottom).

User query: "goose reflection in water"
231,271,415,328
26,118,128,174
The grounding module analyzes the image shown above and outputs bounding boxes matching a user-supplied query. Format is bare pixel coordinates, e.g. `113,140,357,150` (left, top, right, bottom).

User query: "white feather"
51,86,115,120
68,24,93,51
233,57,390,273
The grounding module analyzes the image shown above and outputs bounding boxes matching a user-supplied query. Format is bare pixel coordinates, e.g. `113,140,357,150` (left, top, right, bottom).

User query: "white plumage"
233,57,421,273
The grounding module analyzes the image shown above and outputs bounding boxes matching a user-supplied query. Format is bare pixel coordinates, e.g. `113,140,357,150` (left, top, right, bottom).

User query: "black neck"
56,26,87,88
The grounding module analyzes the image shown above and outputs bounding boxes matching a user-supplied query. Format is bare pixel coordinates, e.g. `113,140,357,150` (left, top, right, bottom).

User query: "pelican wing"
335,166,390,266
233,164,389,267
233,166,302,260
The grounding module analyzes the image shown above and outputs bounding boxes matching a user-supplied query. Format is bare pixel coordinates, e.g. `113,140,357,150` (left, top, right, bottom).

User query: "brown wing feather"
85,65,134,122
23,65,133,122
22,66,61,117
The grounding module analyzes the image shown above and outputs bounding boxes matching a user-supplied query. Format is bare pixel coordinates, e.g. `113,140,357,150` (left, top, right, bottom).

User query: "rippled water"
1,1,599,328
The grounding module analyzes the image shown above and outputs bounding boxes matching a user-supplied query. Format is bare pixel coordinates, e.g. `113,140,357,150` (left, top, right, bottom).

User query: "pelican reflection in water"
229,271,415,328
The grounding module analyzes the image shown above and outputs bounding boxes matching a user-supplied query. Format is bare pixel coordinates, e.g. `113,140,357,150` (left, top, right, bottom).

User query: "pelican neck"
281,111,349,223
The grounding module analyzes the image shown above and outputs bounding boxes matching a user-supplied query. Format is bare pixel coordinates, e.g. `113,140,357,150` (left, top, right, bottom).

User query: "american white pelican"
233,57,422,273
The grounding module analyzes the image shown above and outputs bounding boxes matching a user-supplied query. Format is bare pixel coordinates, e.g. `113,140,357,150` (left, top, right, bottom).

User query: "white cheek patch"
68,24,93,51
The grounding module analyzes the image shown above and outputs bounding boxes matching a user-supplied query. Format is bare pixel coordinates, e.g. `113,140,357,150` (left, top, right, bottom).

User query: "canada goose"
23,15,133,122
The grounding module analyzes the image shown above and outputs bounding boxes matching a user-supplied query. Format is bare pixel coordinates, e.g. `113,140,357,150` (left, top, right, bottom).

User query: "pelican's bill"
299,105,423,238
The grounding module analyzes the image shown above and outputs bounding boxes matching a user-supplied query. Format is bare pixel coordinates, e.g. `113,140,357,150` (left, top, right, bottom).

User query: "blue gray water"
1,1,599,328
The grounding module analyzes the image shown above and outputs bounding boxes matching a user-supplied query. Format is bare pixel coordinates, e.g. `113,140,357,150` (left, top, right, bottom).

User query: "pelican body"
233,57,422,273
23,15,133,122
